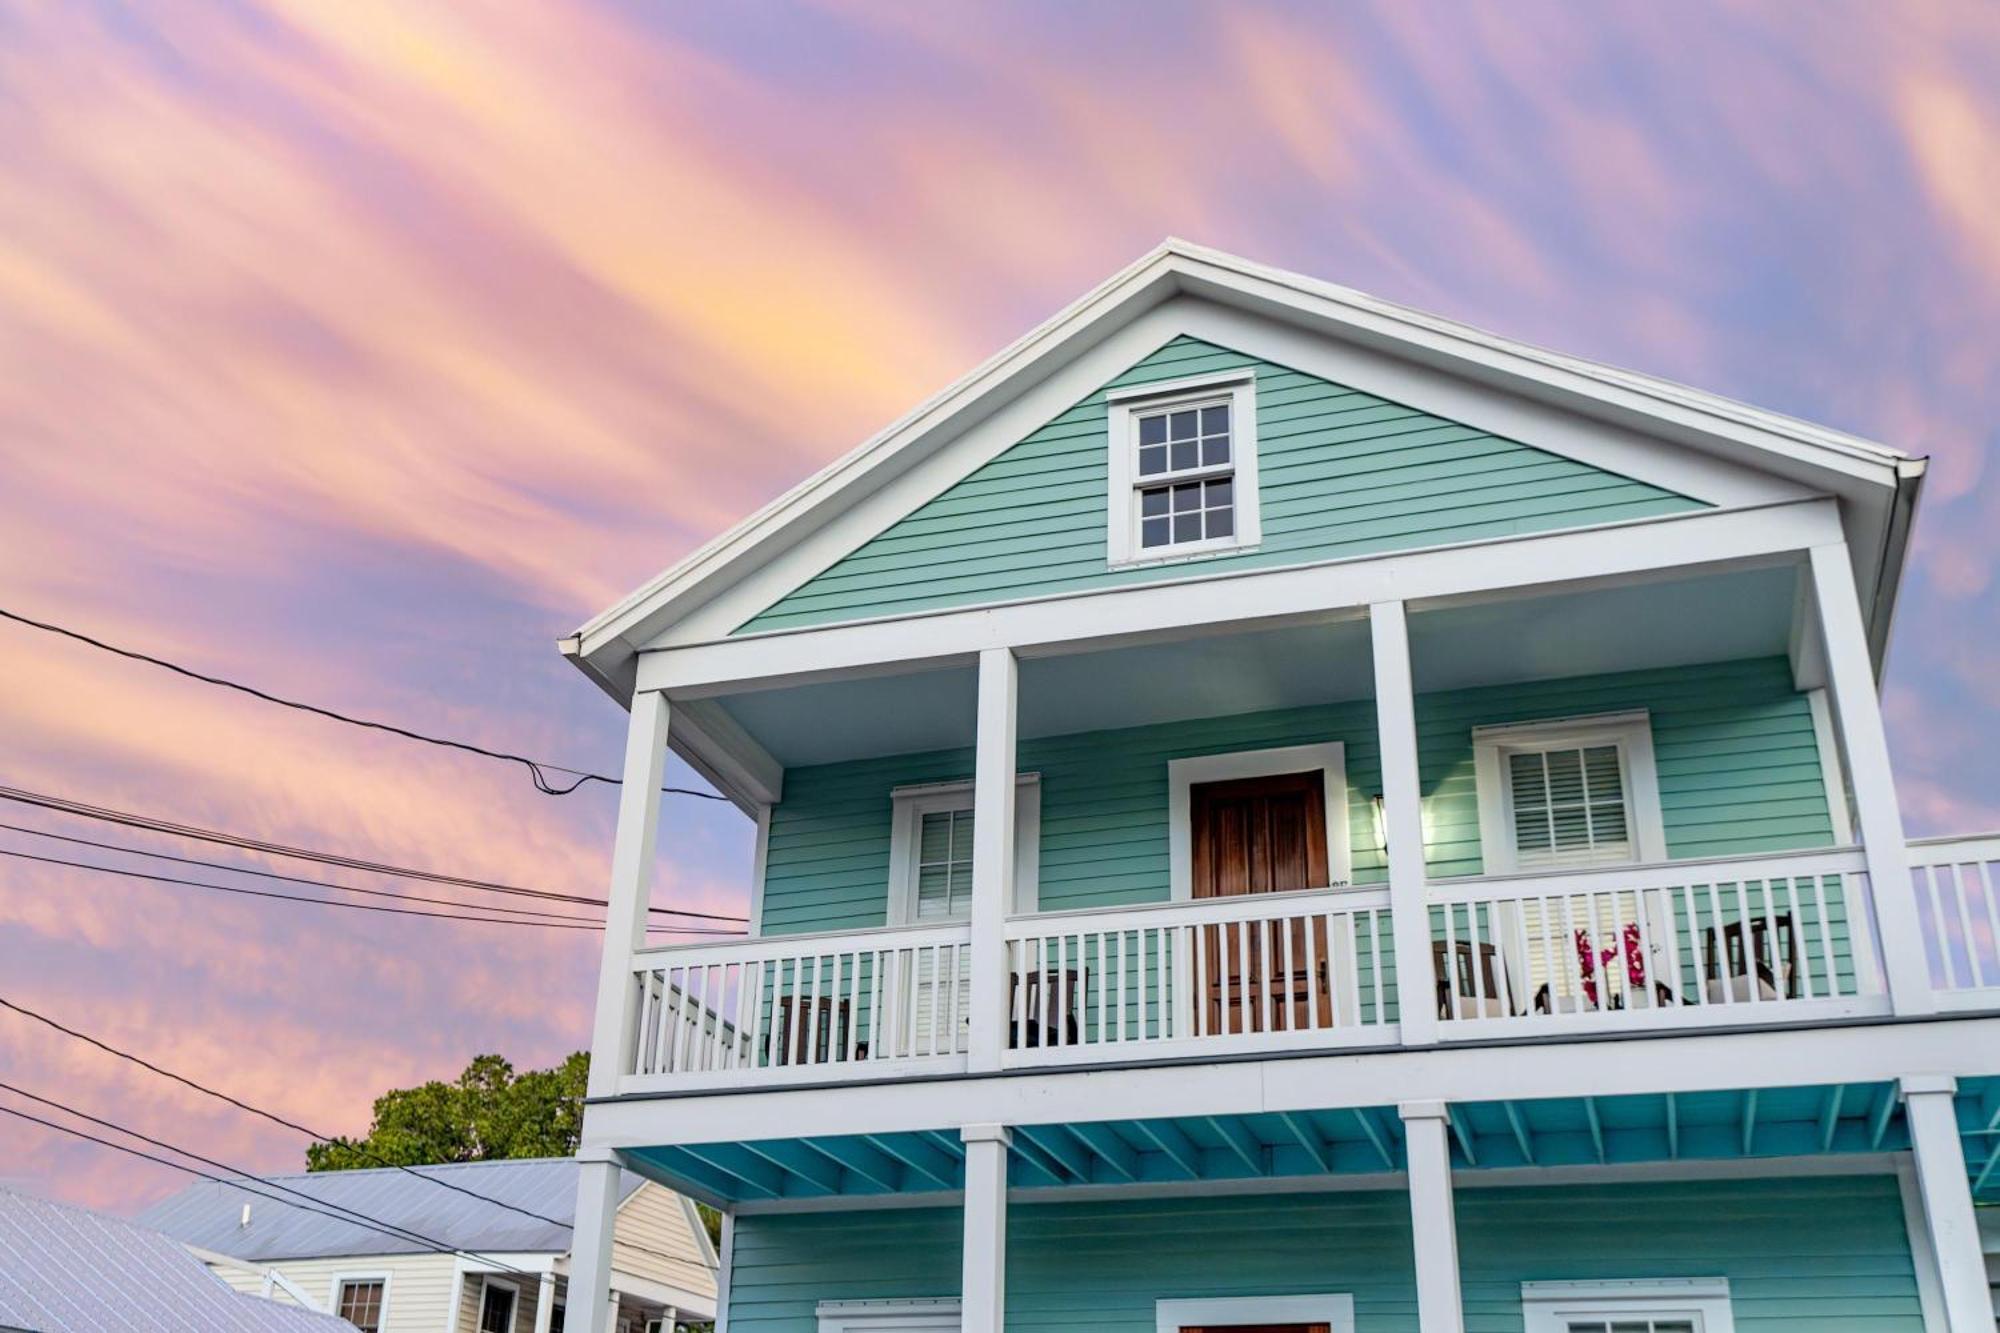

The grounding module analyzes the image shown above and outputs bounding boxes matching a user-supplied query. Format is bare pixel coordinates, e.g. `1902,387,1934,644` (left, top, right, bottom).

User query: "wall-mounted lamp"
1370,792,1387,853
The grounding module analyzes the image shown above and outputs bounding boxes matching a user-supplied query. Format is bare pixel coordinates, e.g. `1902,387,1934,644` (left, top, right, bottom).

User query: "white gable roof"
563,239,1924,701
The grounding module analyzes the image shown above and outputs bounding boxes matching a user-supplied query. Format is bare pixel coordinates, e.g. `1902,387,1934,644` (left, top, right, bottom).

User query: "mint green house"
556,243,2000,1333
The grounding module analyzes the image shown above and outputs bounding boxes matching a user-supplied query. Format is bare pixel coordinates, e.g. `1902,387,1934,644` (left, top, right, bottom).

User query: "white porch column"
968,649,1019,1071
961,1123,1011,1333
1902,1077,1991,1332
588,689,674,1095
1372,601,1439,1046
567,1149,627,1333
533,1272,557,1333
1808,545,1934,1014
1400,1102,1465,1333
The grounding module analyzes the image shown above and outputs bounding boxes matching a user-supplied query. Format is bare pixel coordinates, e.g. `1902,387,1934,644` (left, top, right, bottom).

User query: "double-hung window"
1472,712,1666,873
1106,369,1259,566
334,1278,386,1333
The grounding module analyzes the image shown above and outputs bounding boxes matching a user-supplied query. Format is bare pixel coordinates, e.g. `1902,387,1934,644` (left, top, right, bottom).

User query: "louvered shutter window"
1507,744,1633,867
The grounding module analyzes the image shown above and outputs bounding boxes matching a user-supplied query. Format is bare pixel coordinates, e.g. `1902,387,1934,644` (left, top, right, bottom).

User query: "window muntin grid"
1507,743,1633,867
914,808,976,920
337,1281,385,1333
1134,398,1234,552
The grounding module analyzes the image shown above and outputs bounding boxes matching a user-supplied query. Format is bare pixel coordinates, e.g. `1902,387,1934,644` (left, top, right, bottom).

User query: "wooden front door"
1191,770,1331,1034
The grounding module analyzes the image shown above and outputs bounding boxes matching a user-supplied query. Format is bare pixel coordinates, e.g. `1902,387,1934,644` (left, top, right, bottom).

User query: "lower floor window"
479,1279,519,1333
335,1278,385,1332
1521,1279,1734,1333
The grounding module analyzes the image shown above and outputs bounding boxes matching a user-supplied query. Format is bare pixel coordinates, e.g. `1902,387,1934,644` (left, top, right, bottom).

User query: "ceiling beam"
1583,1098,1606,1164
1014,1125,1091,1183
1209,1116,1265,1175
1665,1093,1679,1160
803,1137,903,1192
739,1140,842,1194
1135,1119,1200,1179
869,1134,961,1190
1502,1102,1535,1166
1870,1086,1898,1150
675,1142,786,1199
1741,1090,1758,1157
1280,1112,1335,1173
1069,1123,1140,1182
1352,1108,1395,1170
1446,1108,1478,1167
1818,1087,1843,1153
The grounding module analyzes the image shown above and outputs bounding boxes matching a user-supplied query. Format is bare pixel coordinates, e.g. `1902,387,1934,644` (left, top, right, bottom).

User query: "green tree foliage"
306,1051,589,1170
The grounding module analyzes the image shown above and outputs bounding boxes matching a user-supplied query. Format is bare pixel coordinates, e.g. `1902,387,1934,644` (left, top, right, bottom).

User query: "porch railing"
1907,834,2000,1008
1425,847,1884,1034
1001,886,1397,1065
625,921,971,1086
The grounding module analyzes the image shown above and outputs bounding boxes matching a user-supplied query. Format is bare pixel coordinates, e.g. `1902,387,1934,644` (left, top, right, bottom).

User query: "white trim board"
1168,743,1352,898
568,240,1915,696
1521,1278,1735,1333
1156,1292,1354,1333
815,1298,962,1331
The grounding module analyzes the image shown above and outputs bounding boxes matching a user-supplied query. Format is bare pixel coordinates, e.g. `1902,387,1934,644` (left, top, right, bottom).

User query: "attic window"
1106,369,1260,566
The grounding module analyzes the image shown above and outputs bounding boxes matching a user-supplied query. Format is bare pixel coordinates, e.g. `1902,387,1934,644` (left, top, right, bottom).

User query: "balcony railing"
1001,887,1396,1067
1423,848,1886,1036
1908,834,2000,1009
625,921,971,1091
613,842,2000,1092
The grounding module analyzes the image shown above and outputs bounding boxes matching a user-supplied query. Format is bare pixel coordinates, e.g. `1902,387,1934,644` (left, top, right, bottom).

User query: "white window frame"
476,1274,521,1333
327,1271,391,1333
887,775,1041,921
1106,367,1260,568
1521,1278,1735,1333
1472,710,1666,874
1155,1292,1355,1333
816,1297,963,1331
1168,742,1352,900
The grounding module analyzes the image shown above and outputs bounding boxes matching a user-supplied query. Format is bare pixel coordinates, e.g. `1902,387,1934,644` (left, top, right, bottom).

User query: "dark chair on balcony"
1434,939,1518,1019
1702,913,1798,1002
1009,968,1082,1048
770,995,858,1065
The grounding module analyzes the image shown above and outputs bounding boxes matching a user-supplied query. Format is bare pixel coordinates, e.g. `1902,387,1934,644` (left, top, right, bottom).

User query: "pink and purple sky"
2,1,1996,1213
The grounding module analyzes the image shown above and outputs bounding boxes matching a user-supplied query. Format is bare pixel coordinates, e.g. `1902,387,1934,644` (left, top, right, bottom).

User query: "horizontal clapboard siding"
738,337,1704,634
724,1176,1921,1332
757,658,1832,935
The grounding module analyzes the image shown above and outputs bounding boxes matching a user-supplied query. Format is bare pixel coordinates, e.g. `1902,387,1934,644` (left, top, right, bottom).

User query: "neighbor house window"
1105,369,1259,566
1472,712,1666,872
478,1279,518,1333
1521,1279,1736,1333
335,1278,386,1333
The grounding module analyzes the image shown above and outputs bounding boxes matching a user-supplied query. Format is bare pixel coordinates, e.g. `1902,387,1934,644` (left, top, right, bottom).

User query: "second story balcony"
601,549,2000,1096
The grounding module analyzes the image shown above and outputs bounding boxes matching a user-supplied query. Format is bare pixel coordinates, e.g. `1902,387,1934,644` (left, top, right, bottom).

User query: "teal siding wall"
726,1176,1922,1332
739,337,1705,634
758,658,1833,936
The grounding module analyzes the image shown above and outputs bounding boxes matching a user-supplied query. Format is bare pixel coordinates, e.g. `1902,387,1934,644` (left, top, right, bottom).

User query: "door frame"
1168,743,1351,901
1155,1292,1356,1333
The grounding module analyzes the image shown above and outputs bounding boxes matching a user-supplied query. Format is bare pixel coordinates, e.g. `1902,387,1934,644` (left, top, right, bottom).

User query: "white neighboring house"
0,1185,354,1333
138,1158,715,1333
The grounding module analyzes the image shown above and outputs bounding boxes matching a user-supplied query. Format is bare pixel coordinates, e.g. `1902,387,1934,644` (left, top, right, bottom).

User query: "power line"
0,845,740,934
0,822,600,925
0,604,729,801
0,1090,535,1275
0,783,747,925
0,995,708,1273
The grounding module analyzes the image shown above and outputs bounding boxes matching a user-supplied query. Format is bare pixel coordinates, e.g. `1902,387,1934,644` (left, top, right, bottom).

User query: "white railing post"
566,1148,627,1333
1373,601,1439,1045
969,648,1019,1071
588,689,674,1095
1808,545,1935,1015
1401,1102,1466,1333
1901,1076,1992,1332
960,1123,1011,1333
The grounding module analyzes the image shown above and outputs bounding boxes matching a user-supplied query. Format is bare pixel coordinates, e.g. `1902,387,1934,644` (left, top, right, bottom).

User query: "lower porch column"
1901,1077,1991,1332
961,1123,1011,1333
533,1272,557,1333
567,1149,626,1333
1400,1102,1465,1333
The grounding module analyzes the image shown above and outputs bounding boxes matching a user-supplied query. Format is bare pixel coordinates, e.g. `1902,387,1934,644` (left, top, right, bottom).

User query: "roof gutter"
1866,456,1927,682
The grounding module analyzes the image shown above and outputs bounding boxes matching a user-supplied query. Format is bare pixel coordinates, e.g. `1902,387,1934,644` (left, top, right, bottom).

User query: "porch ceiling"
711,563,1800,769
620,1076,2000,1207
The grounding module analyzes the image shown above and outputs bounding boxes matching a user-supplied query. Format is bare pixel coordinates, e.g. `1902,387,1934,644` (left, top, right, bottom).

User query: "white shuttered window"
1473,713,1666,874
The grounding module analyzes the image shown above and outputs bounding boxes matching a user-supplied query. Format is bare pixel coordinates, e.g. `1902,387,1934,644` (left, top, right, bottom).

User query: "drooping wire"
0,605,728,800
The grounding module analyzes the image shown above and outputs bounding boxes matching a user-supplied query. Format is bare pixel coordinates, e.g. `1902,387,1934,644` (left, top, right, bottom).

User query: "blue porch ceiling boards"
622,1079,2000,1206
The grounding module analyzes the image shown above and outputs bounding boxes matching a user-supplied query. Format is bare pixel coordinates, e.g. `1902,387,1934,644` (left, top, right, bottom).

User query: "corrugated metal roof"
136,1157,645,1262
0,1186,355,1333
